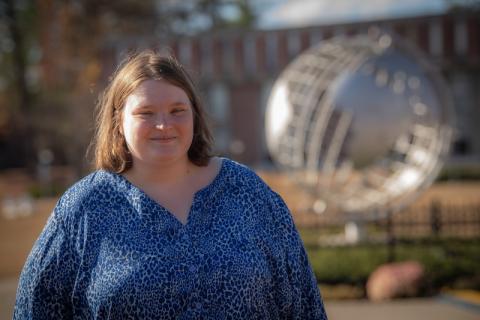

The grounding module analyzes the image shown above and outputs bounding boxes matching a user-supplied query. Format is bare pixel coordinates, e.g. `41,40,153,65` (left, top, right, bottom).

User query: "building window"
201,37,213,77
244,34,256,76
451,72,475,158
179,39,192,67
452,138,471,155
287,31,300,58
208,83,230,153
265,32,278,72
429,19,443,56
309,29,323,47
333,27,345,39
222,38,234,76
454,18,468,56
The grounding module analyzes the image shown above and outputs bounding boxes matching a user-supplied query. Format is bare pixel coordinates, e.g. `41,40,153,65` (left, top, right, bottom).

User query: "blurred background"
0,0,479,319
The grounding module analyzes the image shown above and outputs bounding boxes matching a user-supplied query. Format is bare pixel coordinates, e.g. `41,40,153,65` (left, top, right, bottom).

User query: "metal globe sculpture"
265,31,453,219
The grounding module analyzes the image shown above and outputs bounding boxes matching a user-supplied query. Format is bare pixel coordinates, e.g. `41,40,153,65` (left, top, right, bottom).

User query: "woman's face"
121,79,194,168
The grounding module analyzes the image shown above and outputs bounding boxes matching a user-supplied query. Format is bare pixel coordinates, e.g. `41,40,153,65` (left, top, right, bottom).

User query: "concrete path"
326,297,480,320
2,277,479,320
0,278,17,320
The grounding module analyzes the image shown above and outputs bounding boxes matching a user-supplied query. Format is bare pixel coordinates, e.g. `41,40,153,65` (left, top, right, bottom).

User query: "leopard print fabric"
14,158,328,319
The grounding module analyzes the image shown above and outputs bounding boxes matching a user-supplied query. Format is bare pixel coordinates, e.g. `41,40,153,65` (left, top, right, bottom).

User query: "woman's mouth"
150,136,176,142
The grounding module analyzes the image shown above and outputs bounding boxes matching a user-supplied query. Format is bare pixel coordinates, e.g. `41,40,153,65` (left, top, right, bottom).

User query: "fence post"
386,210,396,262
430,200,441,237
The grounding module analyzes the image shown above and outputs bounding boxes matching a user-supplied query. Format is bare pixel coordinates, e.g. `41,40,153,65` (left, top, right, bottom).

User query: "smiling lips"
150,136,176,142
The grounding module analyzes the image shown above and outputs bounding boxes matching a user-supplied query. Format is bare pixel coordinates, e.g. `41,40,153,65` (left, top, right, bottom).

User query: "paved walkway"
2,277,479,320
0,278,17,320
326,297,480,320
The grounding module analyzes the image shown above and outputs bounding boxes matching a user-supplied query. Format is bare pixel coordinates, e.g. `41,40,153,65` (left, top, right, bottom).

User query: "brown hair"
91,50,213,173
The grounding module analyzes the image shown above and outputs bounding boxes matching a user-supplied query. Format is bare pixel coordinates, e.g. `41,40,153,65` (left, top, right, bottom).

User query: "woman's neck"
124,157,197,188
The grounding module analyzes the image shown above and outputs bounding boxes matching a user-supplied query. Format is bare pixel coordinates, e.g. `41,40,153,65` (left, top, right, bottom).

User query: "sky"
256,0,452,29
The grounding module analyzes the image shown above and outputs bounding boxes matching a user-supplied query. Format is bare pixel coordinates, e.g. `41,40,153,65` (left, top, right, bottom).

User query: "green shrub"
302,235,480,291
307,246,387,284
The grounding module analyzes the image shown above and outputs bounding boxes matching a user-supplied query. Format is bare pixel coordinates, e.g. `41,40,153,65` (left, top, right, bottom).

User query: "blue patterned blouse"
14,158,327,319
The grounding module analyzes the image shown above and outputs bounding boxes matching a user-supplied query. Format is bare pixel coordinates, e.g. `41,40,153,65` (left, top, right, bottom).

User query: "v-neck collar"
112,158,227,229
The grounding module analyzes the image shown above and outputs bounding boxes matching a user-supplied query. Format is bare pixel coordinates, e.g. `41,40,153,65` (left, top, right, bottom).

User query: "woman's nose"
155,114,170,130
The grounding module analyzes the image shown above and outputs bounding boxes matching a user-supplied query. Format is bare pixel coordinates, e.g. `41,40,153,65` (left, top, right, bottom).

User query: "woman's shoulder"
219,158,282,202
221,158,269,189
54,170,121,218
62,169,118,197
220,158,294,228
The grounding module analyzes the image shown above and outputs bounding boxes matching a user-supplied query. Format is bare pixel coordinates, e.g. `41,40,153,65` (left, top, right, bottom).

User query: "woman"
14,50,328,319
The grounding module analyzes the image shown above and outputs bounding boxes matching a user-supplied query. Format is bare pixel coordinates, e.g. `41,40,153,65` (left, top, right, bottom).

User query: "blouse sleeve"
14,204,79,319
268,191,328,320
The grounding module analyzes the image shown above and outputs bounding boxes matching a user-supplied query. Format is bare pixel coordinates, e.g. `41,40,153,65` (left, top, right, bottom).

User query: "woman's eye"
136,111,153,116
172,109,185,115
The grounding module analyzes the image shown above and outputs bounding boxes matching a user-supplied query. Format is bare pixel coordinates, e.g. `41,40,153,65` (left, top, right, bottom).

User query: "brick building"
106,12,480,167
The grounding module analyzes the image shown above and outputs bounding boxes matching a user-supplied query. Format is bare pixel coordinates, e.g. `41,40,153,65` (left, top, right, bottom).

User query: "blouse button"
181,234,189,241
188,265,197,273
195,302,202,310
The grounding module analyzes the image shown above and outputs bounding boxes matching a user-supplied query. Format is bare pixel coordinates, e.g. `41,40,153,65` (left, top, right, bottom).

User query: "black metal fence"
297,201,480,255
378,201,480,239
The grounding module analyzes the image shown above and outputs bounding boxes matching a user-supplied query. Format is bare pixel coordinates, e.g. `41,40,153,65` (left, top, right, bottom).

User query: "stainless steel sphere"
265,31,453,218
